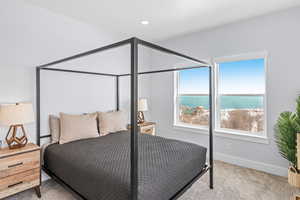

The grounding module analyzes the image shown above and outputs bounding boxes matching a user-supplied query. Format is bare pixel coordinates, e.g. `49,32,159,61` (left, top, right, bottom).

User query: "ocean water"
180,95,263,110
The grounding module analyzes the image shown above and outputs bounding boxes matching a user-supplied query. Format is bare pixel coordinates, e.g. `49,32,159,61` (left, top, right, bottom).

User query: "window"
174,68,210,129
174,52,267,139
215,54,266,137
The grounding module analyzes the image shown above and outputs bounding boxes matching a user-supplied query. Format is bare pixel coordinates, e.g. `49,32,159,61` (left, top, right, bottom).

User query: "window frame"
173,52,268,143
173,68,209,131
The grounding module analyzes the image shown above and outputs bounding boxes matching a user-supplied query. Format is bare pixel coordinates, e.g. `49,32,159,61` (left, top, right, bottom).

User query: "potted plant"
275,97,300,187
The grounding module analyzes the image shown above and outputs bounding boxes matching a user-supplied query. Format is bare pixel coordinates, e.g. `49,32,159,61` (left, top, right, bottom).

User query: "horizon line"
179,93,264,96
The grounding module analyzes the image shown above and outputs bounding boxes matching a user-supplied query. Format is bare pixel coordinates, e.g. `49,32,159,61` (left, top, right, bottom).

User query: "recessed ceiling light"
141,20,149,25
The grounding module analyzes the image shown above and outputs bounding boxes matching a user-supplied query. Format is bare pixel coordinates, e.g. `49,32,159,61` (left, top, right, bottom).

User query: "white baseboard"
215,152,288,177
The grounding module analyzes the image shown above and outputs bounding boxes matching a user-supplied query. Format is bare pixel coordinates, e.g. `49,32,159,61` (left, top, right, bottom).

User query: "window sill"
173,124,269,144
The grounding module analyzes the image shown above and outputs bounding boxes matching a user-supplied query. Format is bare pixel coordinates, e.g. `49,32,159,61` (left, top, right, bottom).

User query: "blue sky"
179,58,265,94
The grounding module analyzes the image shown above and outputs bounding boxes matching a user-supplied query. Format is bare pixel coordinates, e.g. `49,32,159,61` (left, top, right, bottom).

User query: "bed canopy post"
36,67,41,146
116,76,120,111
209,66,214,189
130,37,139,200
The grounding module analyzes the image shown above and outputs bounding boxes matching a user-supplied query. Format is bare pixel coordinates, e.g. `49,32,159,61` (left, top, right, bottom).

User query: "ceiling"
26,0,300,41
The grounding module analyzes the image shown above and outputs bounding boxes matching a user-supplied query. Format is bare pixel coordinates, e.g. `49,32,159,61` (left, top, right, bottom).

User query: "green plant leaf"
275,111,298,170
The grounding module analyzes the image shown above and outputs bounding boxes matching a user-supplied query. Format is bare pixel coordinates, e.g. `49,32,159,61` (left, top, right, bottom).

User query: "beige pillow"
49,115,60,143
59,113,99,144
98,111,127,136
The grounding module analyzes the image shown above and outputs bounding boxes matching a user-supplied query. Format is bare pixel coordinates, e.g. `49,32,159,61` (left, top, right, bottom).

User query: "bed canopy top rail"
39,64,208,77
37,37,210,70
40,67,118,77
36,37,213,200
137,39,208,65
118,65,206,76
38,38,132,69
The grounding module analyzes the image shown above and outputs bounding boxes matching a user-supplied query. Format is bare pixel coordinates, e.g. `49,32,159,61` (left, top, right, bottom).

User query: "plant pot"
288,168,300,188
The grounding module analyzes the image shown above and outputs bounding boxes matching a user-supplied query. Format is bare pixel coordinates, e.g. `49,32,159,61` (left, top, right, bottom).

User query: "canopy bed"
36,37,213,200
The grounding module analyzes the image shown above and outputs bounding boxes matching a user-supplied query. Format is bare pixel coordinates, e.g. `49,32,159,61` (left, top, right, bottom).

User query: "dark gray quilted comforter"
44,131,207,200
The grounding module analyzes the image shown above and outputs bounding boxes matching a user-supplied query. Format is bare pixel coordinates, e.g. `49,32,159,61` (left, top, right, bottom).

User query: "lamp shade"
138,98,148,111
0,103,35,126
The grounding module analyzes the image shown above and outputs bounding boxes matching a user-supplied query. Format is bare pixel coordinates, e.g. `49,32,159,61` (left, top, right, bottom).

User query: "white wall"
0,0,153,145
150,7,300,176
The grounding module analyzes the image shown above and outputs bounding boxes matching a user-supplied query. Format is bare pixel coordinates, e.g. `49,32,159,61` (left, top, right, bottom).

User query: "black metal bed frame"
36,37,213,200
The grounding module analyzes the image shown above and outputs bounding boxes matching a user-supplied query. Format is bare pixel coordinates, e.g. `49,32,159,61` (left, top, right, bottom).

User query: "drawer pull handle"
8,181,23,188
8,162,23,168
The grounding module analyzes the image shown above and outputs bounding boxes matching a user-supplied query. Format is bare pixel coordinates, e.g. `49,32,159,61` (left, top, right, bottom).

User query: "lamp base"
137,111,145,124
5,125,28,149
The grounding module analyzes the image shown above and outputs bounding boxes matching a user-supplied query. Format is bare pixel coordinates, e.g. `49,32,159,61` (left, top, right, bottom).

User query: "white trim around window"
173,51,269,144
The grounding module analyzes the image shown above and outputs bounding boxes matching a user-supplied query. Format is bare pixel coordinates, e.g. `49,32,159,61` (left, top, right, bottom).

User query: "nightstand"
0,143,41,199
128,122,156,136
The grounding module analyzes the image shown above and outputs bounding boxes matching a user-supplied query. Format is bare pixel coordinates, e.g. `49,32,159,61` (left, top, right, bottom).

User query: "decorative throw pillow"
59,113,99,144
49,115,60,143
98,111,127,136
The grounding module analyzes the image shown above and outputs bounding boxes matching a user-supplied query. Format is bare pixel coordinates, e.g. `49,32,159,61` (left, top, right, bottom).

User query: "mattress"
44,131,207,200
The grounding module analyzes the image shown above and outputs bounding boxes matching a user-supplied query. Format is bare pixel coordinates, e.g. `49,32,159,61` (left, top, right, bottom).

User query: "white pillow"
59,113,99,144
98,111,127,136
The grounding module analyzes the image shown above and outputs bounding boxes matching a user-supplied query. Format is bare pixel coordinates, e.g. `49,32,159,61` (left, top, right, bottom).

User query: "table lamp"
0,103,34,149
138,98,148,124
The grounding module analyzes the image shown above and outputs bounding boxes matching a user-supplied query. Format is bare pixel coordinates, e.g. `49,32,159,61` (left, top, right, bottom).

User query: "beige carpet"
5,161,300,200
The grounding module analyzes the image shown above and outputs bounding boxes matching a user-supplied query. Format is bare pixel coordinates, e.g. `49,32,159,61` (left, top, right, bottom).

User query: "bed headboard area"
36,70,119,145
